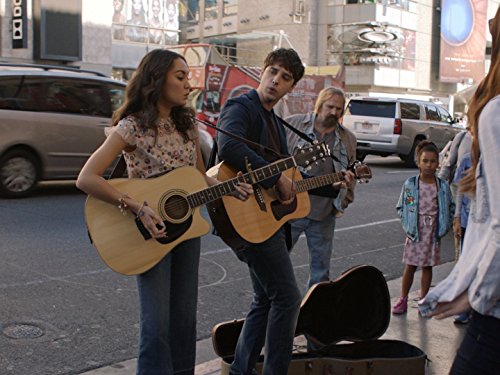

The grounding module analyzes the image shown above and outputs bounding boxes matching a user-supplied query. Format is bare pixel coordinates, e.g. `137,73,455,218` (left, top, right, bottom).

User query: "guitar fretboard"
295,172,343,193
187,157,297,208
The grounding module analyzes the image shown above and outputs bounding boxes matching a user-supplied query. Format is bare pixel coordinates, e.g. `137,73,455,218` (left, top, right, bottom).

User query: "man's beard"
323,115,338,128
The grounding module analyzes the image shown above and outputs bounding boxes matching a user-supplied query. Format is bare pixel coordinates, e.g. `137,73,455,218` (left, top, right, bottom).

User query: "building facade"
1,0,499,112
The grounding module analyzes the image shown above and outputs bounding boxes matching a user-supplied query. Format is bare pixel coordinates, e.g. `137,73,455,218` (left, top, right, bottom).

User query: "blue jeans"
230,229,301,375
290,215,336,289
450,310,500,375
136,238,200,375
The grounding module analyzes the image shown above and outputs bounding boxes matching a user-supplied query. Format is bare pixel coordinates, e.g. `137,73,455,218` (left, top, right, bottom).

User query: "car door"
36,77,125,179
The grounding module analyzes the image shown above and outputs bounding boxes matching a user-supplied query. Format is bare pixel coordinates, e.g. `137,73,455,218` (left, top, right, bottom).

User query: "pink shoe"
392,296,408,314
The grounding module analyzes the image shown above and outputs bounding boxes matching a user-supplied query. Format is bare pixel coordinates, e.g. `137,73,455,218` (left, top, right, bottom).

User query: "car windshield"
346,100,396,118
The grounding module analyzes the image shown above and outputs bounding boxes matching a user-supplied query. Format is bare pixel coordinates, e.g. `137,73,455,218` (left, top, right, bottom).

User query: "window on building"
344,0,412,10
215,43,237,64
223,0,237,16
400,102,420,120
180,0,199,22
205,0,218,21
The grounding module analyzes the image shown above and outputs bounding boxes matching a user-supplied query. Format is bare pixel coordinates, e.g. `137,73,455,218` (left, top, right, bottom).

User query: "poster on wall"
112,0,178,44
439,0,488,83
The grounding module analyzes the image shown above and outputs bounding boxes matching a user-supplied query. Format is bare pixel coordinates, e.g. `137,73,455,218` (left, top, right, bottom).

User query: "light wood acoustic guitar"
84,142,329,275
207,161,372,250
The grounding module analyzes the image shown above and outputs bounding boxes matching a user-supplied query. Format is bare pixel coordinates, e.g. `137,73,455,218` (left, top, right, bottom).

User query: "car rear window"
346,100,396,118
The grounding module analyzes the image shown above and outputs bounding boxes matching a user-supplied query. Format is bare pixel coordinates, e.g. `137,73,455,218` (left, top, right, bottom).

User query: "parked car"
0,63,127,198
342,97,462,167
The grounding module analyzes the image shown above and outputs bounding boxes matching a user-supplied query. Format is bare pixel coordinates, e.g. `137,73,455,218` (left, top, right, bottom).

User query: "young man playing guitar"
215,49,348,375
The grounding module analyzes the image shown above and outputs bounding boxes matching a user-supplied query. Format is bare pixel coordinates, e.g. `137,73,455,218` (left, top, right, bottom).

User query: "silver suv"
0,63,126,198
343,97,462,167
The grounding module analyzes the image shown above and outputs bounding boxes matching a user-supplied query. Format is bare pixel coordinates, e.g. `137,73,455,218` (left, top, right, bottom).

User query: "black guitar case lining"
212,265,427,375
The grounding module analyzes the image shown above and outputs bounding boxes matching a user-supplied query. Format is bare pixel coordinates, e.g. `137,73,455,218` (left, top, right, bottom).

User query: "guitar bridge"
254,185,267,212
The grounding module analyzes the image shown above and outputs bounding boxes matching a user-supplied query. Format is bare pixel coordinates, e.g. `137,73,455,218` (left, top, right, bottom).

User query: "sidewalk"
81,261,465,375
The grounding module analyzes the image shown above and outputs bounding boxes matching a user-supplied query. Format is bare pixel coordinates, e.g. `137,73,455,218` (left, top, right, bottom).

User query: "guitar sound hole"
164,195,189,221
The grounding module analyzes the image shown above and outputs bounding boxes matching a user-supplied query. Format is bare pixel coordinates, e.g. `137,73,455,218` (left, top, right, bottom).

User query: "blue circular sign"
441,0,474,46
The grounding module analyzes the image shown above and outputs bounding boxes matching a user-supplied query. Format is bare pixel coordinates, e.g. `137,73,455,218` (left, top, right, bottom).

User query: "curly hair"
461,6,500,196
112,49,194,140
415,140,439,164
263,48,305,84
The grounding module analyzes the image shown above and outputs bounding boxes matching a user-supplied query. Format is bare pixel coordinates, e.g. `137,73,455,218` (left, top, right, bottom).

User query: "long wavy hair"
461,6,500,195
314,87,346,116
112,49,194,140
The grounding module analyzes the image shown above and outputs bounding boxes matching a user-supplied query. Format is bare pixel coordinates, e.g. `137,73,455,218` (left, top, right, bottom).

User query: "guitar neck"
187,156,297,208
295,171,344,193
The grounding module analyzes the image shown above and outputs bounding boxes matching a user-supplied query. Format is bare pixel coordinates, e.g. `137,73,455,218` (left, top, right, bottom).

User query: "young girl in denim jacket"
392,141,454,314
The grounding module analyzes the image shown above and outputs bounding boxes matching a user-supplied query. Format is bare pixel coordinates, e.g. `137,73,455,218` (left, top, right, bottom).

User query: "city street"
0,156,457,375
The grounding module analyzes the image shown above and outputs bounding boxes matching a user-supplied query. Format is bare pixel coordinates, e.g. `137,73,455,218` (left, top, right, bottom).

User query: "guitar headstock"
349,161,372,183
293,141,330,168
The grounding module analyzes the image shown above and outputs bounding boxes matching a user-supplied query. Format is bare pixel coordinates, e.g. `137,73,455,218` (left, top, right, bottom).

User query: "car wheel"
0,150,40,198
402,139,422,168
356,151,367,162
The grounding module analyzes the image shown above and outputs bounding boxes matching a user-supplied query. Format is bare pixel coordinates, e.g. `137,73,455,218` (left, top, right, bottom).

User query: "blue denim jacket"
396,175,454,242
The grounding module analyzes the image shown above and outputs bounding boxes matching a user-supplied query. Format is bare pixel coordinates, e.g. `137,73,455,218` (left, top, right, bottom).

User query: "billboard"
112,0,179,44
439,0,488,83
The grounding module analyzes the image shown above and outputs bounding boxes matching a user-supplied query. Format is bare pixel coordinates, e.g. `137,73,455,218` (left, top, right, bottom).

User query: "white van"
343,97,462,167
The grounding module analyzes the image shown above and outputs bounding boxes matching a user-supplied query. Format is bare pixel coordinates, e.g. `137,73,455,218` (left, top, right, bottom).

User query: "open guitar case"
211,265,427,375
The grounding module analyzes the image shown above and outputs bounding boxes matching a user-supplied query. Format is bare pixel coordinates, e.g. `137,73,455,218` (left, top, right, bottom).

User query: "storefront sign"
12,0,27,48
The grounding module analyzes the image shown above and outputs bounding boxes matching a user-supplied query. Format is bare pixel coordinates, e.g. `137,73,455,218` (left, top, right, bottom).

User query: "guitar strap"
108,155,127,179
276,116,345,167
194,116,286,170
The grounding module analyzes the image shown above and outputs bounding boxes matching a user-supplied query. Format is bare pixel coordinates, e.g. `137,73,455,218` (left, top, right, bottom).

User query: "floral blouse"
113,116,197,179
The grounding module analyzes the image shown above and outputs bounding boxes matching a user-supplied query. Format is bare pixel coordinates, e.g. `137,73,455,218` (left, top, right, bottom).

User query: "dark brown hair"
461,6,500,195
415,140,439,163
112,49,194,139
263,48,305,84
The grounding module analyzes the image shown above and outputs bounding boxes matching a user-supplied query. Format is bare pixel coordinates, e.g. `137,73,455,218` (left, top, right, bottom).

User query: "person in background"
392,141,454,314
76,49,251,375
438,129,471,196
419,9,500,374
451,151,472,325
438,128,471,259
285,87,357,290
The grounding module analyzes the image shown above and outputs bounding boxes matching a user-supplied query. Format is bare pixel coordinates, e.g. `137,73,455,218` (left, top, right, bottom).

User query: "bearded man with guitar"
213,49,350,375
285,87,359,290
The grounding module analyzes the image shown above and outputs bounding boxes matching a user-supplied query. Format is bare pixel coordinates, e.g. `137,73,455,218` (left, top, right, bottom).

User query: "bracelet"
136,200,148,219
117,193,130,215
